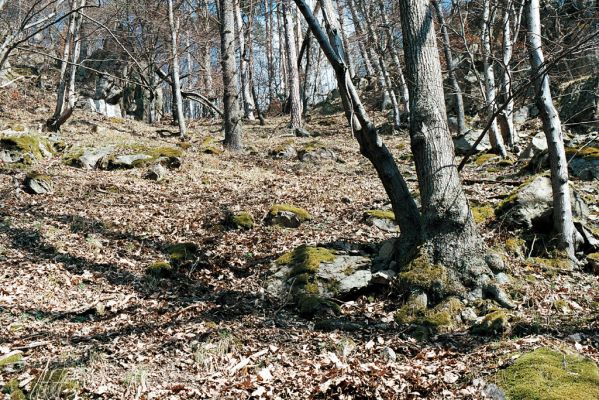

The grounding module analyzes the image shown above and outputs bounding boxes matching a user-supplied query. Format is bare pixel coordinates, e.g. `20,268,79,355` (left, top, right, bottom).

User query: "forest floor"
0,87,598,399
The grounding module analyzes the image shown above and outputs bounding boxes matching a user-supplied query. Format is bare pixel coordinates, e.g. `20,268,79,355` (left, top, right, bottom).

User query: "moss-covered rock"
474,152,499,166
526,256,573,273
494,347,599,400
505,236,526,257
297,294,340,318
397,253,462,300
0,351,23,368
24,172,53,195
0,134,56,164
471,310,510,335
167,243,199,263
200,136,223,155
395,295,464,331
269,139,297,159
394,293,428,325
276,245,336,276
587,252,599,274
364,209,395,220
146,261,173,277
266,204,311,228
226,211,254,230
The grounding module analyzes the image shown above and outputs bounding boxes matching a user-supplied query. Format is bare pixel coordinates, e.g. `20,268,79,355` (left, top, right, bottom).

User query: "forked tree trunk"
168,0,186,137
433,0,465,135
525,0,576,260
219,0,243,150
481,0,507,157
283,0,302,128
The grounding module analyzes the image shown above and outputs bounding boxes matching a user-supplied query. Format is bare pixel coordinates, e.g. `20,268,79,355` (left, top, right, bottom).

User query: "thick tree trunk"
433,0,466,135
168,0,186,137
67,0,85,110
481,0,507,156
235,0,256,120
219,0,243,150
283,0,303,128
525,0,576,260
399,0,482,267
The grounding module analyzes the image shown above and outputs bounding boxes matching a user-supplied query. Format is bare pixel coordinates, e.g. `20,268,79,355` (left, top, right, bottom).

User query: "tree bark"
168,0,186,137
220,0,243,150
235,0,256,120
432,0,466,135
399,0,482,268
481,0,507,156
283,0,303,128
525,0,576,259
345,0,374,76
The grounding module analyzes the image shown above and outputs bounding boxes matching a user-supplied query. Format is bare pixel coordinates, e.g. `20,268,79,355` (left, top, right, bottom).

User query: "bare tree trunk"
283,0,302,128
202,42,214,117
346,0,374,76
498,0,522,148
235,0,256,120
336,0,355,79
265,0,275,109
525,0,576,260
51,2,77,122
168,0,186,137
377,0,409,114
67,0,85,110
433,0,466,135
220,0,243,150
481,0,507,156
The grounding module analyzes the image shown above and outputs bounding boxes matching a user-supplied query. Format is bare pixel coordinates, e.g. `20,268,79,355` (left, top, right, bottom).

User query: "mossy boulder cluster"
64,144,183,171
146,242,199,277
0,132,62,166
266,245,372,318
490,347,599,400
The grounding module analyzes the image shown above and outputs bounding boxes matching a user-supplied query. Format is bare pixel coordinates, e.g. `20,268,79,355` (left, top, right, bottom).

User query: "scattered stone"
111,153,153,168
559,74,599,129
145,163,167,182
24,173,53,194
496,175,588,230
363,209,399,233
298,141,337,162
460,307,478,323
370,270,396,285
453,130,492,155
382,347,397,362
372,238,397,271
294,127,312,138
265,204,311,228
519,132,547,160
493,348,599,400
485,253,506,273
269,140,297,159
75,146,115,169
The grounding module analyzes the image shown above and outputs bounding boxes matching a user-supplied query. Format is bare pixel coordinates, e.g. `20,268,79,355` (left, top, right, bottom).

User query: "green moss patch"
200,137,223,155
0,135,56,164
566,146,599,160
474,152,499,166
364,209,395,221
226,212,254,230
0,352,23,368
276,245,336,276
268,204,312,221
494,348,599,400
167,243,199,262
297,294,340,318
526,257,573,273
471,310,510,335
146,261,173,277
397,254,458,299
472,205,495,224
505,237,526,257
